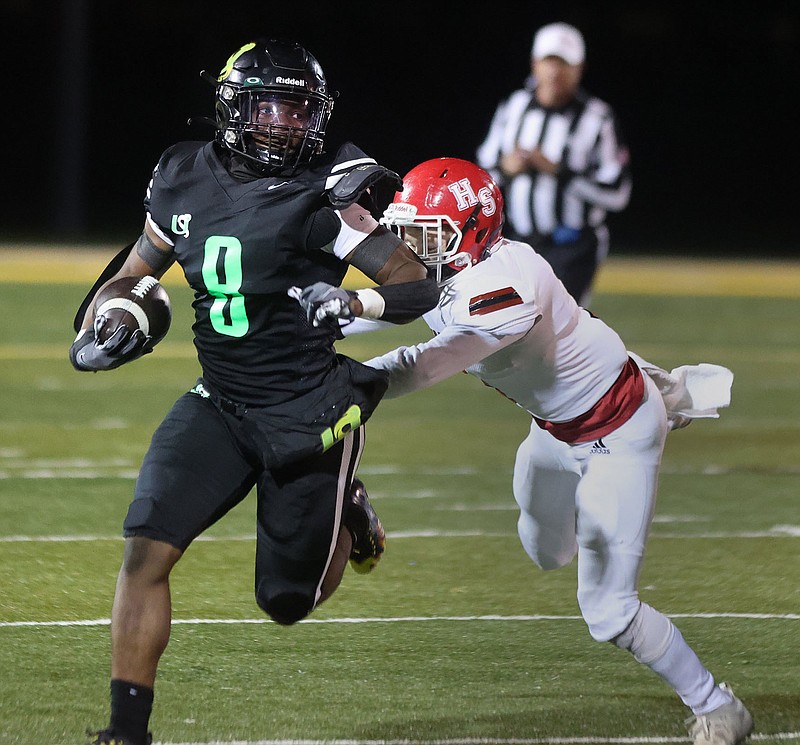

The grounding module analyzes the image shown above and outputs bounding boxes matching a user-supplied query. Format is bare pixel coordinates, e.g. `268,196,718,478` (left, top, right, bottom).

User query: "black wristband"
134,231,173,272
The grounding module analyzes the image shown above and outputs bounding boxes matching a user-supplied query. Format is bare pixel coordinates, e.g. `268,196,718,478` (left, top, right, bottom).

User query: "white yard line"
47,730,800,745
5,612,800,630
2,526,800,544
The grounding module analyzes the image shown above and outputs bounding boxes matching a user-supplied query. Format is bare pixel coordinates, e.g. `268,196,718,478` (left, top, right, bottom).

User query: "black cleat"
344,479,386,574
87,729,153,745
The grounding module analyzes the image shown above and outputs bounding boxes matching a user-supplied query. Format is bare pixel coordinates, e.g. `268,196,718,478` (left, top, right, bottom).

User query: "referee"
476,22,631,307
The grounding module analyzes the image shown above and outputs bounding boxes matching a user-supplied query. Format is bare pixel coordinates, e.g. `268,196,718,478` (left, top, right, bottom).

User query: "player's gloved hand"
288,283,357,327
69,319,153,372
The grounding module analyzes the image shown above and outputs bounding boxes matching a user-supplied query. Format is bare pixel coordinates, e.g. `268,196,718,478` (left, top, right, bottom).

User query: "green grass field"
1,251,799,745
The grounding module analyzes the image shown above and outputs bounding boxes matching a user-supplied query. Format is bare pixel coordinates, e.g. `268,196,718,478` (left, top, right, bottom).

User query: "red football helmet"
381,158,504,280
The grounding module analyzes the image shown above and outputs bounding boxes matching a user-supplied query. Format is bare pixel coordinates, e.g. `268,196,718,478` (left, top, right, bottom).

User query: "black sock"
109,679,154,743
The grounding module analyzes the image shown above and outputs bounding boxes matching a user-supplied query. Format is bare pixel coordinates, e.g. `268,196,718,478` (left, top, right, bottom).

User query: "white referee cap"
531,22,585,65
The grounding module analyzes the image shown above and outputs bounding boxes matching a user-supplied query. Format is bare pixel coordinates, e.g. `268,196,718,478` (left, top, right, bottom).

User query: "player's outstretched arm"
364,324,526,398
290,203,439,328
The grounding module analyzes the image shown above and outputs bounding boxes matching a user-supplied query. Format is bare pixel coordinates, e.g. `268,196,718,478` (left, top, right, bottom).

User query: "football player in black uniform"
70,39,439,745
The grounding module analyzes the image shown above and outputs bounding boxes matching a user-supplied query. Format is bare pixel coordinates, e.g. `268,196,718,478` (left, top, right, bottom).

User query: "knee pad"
611,601,675,664
517,513,575,570
256,590,313,626
578,587,641,642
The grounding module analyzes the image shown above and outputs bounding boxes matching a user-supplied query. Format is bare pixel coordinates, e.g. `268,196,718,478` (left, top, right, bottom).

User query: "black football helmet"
213,39,335,172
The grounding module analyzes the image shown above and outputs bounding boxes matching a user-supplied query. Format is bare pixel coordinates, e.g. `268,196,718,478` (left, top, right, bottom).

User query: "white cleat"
686,683,754,745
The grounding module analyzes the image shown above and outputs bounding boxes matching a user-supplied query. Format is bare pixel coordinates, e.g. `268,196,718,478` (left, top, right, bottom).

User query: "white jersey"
360,235,739,716
365,238,628,423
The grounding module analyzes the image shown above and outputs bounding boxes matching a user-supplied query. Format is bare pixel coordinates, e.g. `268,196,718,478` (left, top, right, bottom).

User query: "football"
93,275,172,346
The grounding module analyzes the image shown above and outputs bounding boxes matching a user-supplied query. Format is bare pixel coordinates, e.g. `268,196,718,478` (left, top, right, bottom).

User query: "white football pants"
512,375,728,713
513,374,668,641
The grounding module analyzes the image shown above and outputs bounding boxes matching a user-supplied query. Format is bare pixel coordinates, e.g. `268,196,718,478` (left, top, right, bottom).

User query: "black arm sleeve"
374,278,440,324
347,225,405,279
72,242,134,332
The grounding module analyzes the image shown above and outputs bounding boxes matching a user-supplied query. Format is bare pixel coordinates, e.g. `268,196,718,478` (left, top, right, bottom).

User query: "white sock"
614,603,732,714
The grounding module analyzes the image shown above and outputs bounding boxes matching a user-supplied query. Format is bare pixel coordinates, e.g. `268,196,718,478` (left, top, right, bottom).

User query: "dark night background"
2,1,798,256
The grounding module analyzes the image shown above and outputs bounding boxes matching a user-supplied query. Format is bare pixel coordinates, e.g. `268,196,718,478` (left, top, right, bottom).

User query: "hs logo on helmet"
447,178,497,218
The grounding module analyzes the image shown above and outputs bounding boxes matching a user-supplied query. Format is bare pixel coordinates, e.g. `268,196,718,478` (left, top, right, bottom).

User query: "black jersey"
145,140,381,407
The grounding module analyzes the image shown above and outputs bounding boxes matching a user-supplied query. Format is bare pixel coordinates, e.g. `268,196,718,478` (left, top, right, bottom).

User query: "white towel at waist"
628,351,734,430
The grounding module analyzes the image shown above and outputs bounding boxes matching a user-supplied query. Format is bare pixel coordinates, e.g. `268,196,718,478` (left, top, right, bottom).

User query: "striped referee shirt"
476,84,631,239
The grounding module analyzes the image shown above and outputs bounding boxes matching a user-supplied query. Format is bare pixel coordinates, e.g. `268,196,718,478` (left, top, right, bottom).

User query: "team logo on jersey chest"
171,213,192,238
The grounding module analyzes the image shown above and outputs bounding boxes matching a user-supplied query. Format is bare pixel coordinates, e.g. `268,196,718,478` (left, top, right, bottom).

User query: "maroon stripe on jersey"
469,287,523,316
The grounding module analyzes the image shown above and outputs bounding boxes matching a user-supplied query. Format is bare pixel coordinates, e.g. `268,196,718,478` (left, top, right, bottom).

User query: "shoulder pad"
333,141,371,163
327,164,403,212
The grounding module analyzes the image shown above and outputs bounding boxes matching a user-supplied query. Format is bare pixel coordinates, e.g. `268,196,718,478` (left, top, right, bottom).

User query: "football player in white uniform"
291,158,753,745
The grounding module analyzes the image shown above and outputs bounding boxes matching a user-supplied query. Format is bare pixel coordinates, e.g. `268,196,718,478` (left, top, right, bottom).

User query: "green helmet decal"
218,41,256,83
